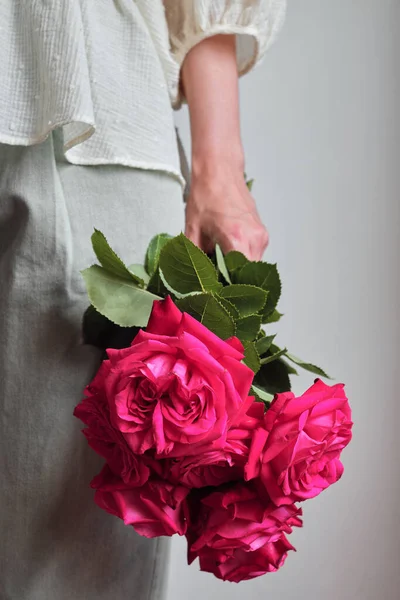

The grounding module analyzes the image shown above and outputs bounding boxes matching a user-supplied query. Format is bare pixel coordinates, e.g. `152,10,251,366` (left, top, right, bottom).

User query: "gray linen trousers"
0,132,184,599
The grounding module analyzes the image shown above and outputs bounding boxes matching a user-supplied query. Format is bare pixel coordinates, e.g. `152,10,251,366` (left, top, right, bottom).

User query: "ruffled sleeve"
164,0,286,107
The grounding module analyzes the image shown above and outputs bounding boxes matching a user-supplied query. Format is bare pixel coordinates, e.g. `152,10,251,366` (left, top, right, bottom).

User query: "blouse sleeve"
164,0,286,106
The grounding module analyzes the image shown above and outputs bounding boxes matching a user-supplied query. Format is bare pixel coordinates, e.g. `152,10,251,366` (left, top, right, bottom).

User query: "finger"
185,222,214,255
216,230,252,259
201,234,216,256
185,221,203,249
249,229,269,261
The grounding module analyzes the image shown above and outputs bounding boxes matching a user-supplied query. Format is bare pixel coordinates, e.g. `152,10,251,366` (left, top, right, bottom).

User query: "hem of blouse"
64,155,187,191
170,24,261,110
0,122,186,191
0,119,95,149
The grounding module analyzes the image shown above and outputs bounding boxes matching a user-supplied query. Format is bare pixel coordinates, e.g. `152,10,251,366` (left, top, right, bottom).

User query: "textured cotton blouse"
0,1,286,188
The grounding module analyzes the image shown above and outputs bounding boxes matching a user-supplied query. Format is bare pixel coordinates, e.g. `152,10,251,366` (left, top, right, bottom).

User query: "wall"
170,2,400,599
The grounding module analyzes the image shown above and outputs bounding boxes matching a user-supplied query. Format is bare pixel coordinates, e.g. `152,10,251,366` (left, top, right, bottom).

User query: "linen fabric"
0,0,286,186
0,132,184,599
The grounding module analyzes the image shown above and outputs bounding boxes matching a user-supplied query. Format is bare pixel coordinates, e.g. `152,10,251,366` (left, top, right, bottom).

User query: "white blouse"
0,0,286,189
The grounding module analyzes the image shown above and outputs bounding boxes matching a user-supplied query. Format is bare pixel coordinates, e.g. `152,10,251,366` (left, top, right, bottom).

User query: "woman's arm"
181,34,269,260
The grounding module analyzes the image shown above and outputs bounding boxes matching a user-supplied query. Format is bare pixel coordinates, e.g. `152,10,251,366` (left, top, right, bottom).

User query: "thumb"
185,222,203,250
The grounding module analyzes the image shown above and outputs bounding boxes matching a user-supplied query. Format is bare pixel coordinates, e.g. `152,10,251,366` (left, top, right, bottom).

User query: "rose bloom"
245,379,353,506
187,482,302,582
167,401,265,488
87,296,254,457
91,464,190,538
74,362,150,487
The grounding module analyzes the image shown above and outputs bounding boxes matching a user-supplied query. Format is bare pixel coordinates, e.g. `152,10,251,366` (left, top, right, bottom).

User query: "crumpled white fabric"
164,0,287,106
0,0,286,187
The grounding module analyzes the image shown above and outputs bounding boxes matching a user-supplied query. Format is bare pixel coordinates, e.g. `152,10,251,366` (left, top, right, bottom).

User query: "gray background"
170,1,400,599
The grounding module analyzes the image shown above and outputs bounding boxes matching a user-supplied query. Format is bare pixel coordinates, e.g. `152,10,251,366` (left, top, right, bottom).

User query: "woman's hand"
181,34,268,260
185,166,269,261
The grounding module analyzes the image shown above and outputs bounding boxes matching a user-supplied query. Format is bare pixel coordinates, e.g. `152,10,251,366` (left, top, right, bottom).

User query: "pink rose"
74,363,150,487
95,296,254,457
168,401,265,488
187,482,302,582
91,464,190,538
245,380,353,505
167,444,246,488
196,538,295,583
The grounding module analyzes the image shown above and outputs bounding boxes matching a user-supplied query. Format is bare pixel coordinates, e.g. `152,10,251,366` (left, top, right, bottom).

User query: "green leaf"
284,352,331,379
176,293,235,340
254,359,291,395
281,359,299,376
219,285,267,318
264,309,283,324
147,267,168,296
82,305,140,352
158,268,186,299
81,265,161,327
128,264,150,285
82,305,115,348
236,315,262,342
251,384,274,405
246,179,254,192
224,251,249,278
256,334,276,356
216,296,240,320
145,233,173,276
215,244,231,284
159,233,221,295
91,229,143,285
243,341,261,374
260,347,287,365
236,262,281,319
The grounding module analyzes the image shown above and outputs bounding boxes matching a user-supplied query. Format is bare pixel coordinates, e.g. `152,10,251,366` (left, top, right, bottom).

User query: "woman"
0,1,286,598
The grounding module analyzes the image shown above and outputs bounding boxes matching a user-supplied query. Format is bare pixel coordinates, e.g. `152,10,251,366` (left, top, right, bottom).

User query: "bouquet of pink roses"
74,229,352,582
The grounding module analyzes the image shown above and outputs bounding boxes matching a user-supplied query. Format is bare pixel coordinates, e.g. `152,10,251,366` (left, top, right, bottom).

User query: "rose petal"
225,336,245,356
178,313,244,361
146,296,183,336
93,469,190,538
